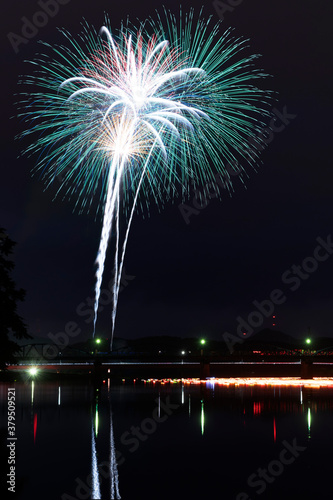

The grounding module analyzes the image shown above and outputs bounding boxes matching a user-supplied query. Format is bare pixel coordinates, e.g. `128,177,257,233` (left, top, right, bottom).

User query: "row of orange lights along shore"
142,377,333,388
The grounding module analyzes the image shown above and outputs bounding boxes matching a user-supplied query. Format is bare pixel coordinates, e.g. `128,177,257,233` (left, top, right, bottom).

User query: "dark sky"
1,0,332,345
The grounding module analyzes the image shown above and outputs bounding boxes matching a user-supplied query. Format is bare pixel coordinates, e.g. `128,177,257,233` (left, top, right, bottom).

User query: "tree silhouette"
0,228,31,368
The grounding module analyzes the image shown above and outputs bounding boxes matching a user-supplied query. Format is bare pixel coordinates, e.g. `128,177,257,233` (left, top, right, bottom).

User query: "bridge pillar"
301,358,313,379
200,360,210,379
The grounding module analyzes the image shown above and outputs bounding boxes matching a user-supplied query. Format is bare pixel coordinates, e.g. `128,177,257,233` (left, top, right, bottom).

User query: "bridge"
7,343,333,379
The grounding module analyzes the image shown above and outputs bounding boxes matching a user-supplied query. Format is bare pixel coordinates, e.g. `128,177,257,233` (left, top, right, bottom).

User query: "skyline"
1,0,332,345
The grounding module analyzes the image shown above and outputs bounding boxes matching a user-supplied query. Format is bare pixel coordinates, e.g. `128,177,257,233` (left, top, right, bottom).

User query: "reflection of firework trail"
110,412,121,499
91,420,101,499
19,10,272,349
108,376,121,498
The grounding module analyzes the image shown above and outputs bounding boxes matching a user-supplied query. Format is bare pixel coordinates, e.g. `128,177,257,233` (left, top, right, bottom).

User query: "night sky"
1,0,332,345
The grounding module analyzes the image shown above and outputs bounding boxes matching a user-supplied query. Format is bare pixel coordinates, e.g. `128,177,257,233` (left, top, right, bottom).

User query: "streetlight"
200,339,206,357
94,338,102,355
28,367,38,376
305,338,311,345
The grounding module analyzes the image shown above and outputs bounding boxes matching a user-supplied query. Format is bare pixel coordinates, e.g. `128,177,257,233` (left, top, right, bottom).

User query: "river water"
1,377,333,499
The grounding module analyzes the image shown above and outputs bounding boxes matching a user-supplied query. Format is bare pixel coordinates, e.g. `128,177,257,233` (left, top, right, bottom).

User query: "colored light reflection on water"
143,377,333,388
253,401,261,415
110,412,121,500
3,377,333,499
91,422,101,499
95,403,99,437
33,413,37,444
201,399,205,435
31,380,35,404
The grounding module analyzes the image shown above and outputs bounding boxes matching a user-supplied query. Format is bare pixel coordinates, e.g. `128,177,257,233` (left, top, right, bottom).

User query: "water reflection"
109,412,121,499
33,413,37,444
30,380,38,445
143,377,333,448
91,420,101,499
307,407,311,438
200,399,205,435
31,380,35,405
157,392,161,418
3,376,333,499
95,400,99,437
90,383,121,499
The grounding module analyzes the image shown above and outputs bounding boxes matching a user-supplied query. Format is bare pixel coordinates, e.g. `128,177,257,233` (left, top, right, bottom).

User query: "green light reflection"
307,407,311,438
95,403,99,437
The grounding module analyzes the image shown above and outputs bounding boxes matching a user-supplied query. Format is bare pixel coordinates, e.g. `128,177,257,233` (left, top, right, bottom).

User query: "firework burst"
18,9,273,348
